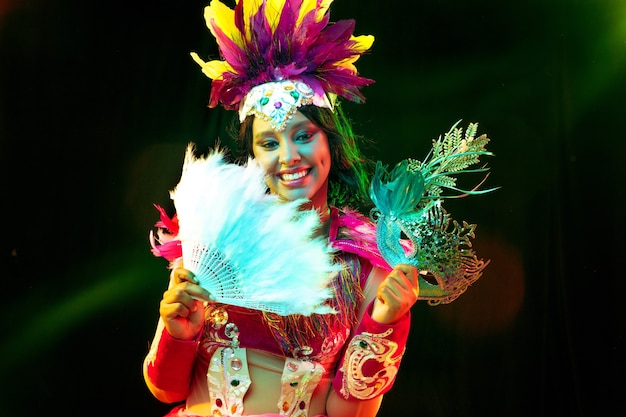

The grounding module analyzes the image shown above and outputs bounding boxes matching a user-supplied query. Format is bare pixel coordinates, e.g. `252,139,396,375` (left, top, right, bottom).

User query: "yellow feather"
350,34,375,52
205,1,243,47
190,53,235,80
333,35,375,73
316,0,333,22
242,0,264,38
264,0,286,32
296,0,332,26
296,0,315,26
335,59,357,73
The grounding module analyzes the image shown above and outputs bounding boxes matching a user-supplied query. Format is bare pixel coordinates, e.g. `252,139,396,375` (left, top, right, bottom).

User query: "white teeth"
281,170,307,181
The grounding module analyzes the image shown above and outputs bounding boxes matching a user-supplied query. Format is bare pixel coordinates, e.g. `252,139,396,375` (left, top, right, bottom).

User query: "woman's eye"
294,131,314,142
259,140,278,149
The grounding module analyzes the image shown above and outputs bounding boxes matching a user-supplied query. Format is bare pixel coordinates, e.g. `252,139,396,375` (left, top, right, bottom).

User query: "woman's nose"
279,141,301,165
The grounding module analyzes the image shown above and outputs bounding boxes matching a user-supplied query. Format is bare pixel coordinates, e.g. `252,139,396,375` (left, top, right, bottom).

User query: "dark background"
1,0,624,416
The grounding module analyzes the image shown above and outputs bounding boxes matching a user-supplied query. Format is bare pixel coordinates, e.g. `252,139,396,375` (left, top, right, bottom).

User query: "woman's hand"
160,267,213,341
371,264,419,324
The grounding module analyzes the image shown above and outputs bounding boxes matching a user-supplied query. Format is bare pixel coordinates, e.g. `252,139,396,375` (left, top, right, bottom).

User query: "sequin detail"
207,347,251,417
278,358,324,417
208,307,229,329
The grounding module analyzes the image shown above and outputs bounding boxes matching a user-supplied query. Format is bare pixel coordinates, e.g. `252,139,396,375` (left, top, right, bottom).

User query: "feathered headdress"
190,0,374,130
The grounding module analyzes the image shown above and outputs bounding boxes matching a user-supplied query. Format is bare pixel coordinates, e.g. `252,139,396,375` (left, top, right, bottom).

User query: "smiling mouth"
279,169,311,182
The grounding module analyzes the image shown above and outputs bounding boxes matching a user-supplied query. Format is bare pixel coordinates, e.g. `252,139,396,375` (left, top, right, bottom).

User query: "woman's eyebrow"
254,131,269,140
253,129,277,141
254,120,314,141
288,120,315,133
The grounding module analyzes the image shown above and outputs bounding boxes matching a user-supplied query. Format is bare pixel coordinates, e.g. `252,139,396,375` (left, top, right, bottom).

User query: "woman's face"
252,111,331,209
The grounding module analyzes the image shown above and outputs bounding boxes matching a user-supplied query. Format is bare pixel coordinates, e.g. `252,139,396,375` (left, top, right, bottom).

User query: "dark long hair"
235,104,374,211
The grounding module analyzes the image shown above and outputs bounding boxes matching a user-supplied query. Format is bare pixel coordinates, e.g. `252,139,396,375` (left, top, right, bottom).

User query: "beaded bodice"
187,208,378,416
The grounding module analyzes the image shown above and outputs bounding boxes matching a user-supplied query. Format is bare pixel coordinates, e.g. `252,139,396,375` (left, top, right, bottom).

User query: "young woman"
143,104,418,417
141,1,455,415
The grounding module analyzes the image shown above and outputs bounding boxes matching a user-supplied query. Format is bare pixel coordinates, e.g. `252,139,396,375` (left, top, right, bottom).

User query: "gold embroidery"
339,328,402,400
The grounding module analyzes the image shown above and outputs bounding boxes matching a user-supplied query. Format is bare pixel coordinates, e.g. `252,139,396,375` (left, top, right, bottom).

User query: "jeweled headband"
190,0,375,131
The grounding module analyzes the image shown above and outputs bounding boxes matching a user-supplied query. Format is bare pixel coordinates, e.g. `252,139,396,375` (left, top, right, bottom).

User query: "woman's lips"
278,168,311,185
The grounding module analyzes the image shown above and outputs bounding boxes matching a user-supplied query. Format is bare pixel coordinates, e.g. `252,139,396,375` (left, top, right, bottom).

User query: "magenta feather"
309,20,356,64
233,0,245,34
212,25,247,73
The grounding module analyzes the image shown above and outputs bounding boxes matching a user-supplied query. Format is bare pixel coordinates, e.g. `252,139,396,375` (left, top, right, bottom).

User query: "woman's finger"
172,268,197,285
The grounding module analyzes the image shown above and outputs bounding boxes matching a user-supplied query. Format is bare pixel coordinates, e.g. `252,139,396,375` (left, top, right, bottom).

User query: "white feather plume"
170,144,339,316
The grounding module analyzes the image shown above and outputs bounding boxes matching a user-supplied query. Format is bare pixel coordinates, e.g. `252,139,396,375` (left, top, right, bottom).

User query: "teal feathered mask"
370,121,498,305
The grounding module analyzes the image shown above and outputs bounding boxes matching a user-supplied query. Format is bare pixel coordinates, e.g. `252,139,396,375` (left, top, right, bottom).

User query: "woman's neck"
312,204,331,239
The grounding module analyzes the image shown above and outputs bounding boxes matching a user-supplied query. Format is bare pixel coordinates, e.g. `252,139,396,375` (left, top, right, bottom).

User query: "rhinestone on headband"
238,80,333,131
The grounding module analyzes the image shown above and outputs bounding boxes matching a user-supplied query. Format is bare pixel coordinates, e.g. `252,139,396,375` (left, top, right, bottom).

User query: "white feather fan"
170,145,339,316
